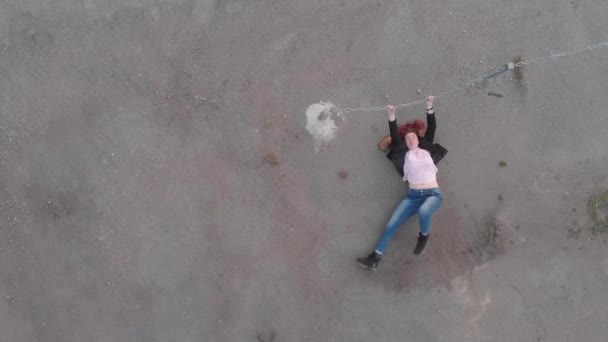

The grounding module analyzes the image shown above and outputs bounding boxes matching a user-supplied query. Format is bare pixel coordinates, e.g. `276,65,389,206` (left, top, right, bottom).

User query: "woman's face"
405,132,419,150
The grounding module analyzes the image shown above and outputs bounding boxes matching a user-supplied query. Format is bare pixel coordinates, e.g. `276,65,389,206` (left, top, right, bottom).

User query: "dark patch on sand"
263,153,280,166
255,330,277,342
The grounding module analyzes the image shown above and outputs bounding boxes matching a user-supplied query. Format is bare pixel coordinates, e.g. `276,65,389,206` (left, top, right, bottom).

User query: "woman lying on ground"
357,97,445,271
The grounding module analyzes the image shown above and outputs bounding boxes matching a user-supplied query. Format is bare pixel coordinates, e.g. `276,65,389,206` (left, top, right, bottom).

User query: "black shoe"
357,252,381,271
413,233,429,255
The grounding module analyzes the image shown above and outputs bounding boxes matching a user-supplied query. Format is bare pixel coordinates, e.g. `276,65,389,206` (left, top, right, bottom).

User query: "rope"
334,40,608,114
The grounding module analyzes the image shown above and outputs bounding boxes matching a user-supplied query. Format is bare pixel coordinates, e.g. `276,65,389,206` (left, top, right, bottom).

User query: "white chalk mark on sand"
305,102,340,151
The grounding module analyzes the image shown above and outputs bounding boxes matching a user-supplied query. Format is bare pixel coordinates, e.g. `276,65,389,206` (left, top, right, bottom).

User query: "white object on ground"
305,102,340,151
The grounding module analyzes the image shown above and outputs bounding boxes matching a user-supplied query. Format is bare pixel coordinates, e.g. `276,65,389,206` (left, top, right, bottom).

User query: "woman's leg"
374,194,422,254
417,190,443,235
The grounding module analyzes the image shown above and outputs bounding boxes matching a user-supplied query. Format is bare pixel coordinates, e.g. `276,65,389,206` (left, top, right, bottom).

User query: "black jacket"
386,112,448,177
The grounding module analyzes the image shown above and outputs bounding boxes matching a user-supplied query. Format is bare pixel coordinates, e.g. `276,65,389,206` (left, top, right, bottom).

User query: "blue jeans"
375,188,443,254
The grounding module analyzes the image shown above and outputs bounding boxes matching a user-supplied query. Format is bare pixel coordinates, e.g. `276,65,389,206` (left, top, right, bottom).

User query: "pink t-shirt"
403,149,438,184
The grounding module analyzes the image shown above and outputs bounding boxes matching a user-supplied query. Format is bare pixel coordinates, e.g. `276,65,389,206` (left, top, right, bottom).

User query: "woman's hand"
386,105,396,121
425,96,434,110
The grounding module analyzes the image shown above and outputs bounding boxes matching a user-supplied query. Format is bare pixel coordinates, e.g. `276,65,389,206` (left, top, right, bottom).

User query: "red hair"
398,119,426,140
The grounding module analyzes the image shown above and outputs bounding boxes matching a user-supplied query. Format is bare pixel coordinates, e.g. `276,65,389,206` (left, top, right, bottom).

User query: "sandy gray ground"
1,0,608,341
